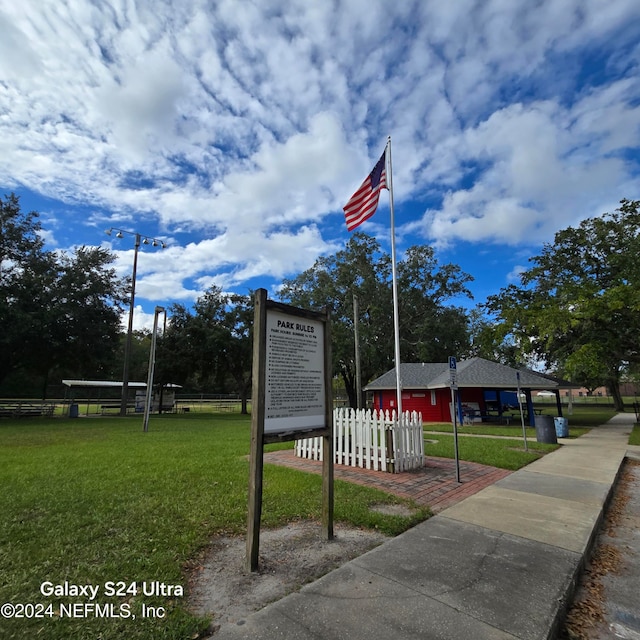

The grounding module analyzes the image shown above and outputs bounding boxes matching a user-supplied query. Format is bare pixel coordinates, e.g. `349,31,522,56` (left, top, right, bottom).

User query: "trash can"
554,417,569,438
535,415,557,444
69,403,79,418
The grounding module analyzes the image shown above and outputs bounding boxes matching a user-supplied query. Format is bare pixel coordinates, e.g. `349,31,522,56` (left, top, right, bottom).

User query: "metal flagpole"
387,136,403,420
517,372,529,452
353,294,362,410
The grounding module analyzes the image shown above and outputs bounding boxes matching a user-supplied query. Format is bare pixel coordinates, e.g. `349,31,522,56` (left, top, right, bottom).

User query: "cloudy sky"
1,0,639,329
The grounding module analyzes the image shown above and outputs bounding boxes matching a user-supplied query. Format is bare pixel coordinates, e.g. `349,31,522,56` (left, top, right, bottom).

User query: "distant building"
365,357,573,425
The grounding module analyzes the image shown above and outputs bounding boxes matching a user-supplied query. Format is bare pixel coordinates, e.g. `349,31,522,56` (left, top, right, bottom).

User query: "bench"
463,411,512,425
0,403,55,418
477,415,512,425
160,404,177,413
100,404,175,414
100,403,136,414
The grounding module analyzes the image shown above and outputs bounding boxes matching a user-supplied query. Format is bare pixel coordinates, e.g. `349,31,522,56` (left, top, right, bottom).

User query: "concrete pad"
495,470,610,505
207,416,632,640
524,463,620,485
440,485,601,552
532,452,624,472
212,605,317,640
214,559,518,640
524,452,625,484
564,434,630,449
350,517,580,640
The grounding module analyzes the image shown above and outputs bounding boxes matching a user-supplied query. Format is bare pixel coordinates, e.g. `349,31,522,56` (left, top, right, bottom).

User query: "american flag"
343,149,387,231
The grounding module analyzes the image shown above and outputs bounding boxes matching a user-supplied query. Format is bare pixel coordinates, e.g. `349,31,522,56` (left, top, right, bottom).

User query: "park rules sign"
247,289,334,572
264,310,326,433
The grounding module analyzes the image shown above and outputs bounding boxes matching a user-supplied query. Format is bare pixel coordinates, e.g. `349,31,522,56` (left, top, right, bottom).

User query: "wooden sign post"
246,289,333,572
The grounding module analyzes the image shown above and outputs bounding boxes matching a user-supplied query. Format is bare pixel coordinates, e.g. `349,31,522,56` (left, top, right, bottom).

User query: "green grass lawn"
424,423,591,439
0,414,427,640
423,405,618,439
630,423,640,446
423,433,558,469
421,406,625,469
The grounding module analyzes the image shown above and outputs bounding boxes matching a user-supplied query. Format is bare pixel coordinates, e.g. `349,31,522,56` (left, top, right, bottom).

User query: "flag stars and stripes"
343,149,388,231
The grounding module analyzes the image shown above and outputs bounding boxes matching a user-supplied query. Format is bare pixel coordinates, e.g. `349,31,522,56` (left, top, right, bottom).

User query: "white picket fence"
295,408,424,473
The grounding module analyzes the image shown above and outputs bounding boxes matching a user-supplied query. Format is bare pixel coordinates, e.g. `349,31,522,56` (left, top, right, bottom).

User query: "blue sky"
1,1,639,330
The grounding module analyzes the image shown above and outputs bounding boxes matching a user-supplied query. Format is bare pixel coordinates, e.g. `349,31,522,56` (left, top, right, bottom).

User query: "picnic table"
463,409,512,425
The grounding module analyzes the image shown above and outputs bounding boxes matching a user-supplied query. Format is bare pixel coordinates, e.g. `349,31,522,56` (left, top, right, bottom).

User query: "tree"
0,193,127,395
280,234,392,408
484,199,640,410
396,245,473,363
563,343,611,395
159,288,254,409
0,193,55,386
189,286,230,391
222,293,253,414
466,307,536,368
160,287,227,393
48,247,128,380
156,303,195,390
279,233,474,408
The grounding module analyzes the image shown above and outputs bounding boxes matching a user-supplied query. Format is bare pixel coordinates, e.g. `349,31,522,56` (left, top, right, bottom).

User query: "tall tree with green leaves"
1,193,54,386
159,288,253,408
279,233,473,408
484,199,640,410
1,194,127,395
396,245,473,363
50,246,128,379
160,287,229,392
156,303,195,390
222,293,253,414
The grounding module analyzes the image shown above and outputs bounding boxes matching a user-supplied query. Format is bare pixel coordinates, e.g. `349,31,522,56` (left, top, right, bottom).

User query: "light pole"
143,306,166,432
106,228,166,416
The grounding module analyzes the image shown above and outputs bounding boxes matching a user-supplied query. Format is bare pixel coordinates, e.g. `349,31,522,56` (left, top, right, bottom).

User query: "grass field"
0,405,625,639
421,406,624,468
423,433,559,469
423,405,617,438
0,413,428,640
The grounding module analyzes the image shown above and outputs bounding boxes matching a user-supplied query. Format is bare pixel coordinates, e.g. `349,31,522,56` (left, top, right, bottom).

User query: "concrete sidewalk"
212,413,636,640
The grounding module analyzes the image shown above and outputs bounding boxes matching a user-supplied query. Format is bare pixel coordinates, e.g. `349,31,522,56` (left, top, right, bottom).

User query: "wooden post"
246,291,334,570
322,307,334,540
385,427,395,474
246,289,267,572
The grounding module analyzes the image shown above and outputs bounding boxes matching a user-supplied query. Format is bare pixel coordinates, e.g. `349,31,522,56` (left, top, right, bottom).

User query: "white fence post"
295,407,424,473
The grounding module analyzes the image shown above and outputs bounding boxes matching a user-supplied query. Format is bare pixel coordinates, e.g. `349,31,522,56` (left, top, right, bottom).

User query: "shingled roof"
364,357,561,391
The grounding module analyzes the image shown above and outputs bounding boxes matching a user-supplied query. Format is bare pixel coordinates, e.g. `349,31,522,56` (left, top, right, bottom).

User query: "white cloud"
507,265,526,284
415,77,640,247
1,0,639,305
125,304,160,333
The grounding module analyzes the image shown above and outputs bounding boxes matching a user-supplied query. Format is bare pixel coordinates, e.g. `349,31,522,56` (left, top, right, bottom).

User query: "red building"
365,357,567,425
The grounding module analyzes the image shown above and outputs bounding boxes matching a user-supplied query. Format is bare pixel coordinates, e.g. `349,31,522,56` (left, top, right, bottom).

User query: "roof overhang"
62,380,182,389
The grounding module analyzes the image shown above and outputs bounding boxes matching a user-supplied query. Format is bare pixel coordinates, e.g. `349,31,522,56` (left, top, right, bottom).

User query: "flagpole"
386,136,403,420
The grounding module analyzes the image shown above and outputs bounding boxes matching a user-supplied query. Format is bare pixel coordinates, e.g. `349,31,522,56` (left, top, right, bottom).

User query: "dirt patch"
188,520,389,635
369,503,415,517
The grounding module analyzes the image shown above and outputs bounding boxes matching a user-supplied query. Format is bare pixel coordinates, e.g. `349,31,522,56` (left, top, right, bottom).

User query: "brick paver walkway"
264,450,512,513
